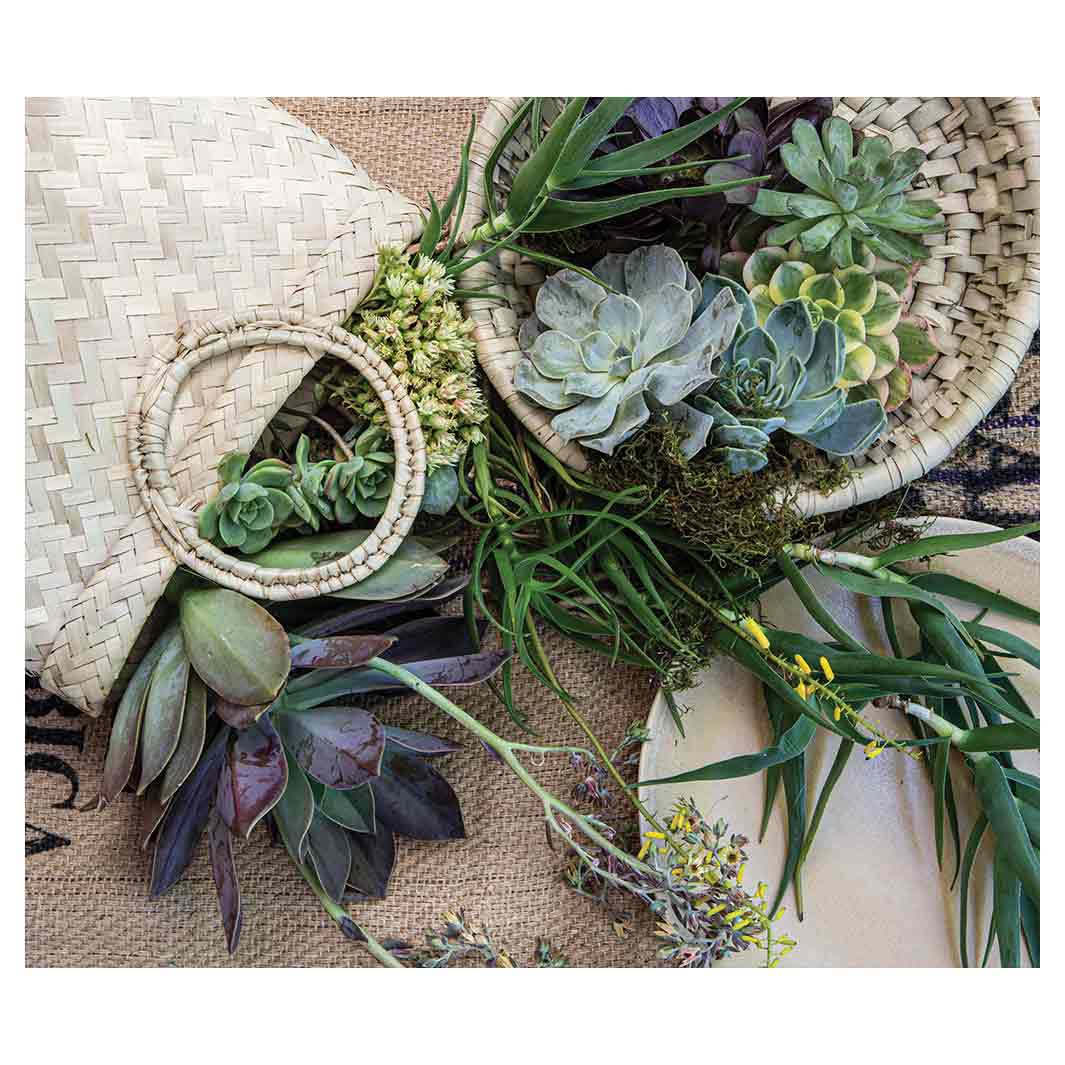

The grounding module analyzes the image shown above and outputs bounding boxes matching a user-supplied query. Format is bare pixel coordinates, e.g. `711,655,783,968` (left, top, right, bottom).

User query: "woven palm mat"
25,98,1040,967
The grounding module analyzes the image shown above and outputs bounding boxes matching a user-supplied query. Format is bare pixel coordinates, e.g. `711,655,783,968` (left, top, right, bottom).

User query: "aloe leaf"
180,588,290,706
964,623,1039,670
369,747,465,840
564,155,738,192
954,724,1039,753
346,824,396,898
971,754,1039,907
759,765,780,843
418,191,442,257
289,635,396,669
482,98,535,219
775,551,866,652
773,713,808,919
549,97,633,188
524,176,768,234
158,671,208,805
207,806,242,955
993,851,1022,968
1020,888,1039,967
1003,766,1039,806
319,783,374,833
149,724,229,899
639,714,815,787
959,814,988,967
137,627,189,793
872,522,1039,568
384,726,461,757
932,738,949,868
796,736,853,877
582,97,750,175
273,748,314,861
274,706,384,790
507,96,588,223
216,716,288,839
98,628,172,807
307,812,352,904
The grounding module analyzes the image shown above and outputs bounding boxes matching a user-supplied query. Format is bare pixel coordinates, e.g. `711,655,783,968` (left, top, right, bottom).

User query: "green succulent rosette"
197,452,296,555
513,245,744,456
750,116,944,270
323,427,396,522
735,241,938,412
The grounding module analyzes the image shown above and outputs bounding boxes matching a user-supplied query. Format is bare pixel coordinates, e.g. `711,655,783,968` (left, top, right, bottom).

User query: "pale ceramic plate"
638,519,1039,968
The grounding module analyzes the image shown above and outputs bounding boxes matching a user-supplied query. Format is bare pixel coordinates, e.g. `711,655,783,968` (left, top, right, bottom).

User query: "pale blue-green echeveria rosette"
513,245,744,456
197,452,296,555
682,292,887,474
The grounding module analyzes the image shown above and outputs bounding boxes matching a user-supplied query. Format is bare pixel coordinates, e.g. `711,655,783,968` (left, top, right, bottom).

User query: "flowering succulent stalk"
330,247,487,471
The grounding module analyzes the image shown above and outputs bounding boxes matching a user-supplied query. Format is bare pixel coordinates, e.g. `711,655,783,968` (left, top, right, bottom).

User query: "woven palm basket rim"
131,309,427,601
456,96,1040,517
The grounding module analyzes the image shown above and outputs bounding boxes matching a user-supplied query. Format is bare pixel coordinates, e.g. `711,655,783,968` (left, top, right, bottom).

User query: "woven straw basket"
26,98,427,716
457,97,1040,515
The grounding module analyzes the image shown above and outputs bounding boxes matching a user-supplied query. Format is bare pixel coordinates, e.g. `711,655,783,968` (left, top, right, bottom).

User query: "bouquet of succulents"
89,97,1036,970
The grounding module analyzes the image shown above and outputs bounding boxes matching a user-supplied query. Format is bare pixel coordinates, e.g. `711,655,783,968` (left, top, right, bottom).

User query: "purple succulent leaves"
289,634,396,669
345,826,396,899
208,806,243,955
216,716,288,839
369,747,466,841
273,706,385,790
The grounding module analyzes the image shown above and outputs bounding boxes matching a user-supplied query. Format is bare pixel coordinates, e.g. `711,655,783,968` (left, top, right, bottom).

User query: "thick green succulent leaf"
158,671,208,805
273,747,314,862
149,724,229,899
320,783,375,834
769,261,814,303
972,755,1039,908
698,275,757,334
181,588,290,706
803,321,846,395
798,214,845,253
549,97,634,188
895,317,938,369
422,465,459,516
137,626,189,793
765,300,815,364
217,452,249,485
274,705,384,790
207,806,243,955
822,116,854,178
507,95,587,223
530,330,584,379
96,628,172,808
216,716,287,839
514,362,573,409
798,396,885,455
248,531,449,603
742,247,788,290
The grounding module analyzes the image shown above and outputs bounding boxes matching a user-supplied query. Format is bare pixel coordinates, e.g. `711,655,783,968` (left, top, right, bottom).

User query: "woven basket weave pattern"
26,98,424,714
458,97,1040,512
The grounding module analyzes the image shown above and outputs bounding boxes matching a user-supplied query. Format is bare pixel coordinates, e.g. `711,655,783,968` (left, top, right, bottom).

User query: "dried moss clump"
592,418,852,570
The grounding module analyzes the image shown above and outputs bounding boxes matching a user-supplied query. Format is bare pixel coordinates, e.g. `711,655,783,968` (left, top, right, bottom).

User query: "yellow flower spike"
794,654,812,675
724,908,745,922
781,945,793,956
733,918,752,931
740,616,771,651
737,863,746,884
670,813,682,831
865,740,884,760
706,904,726,917
773,907,786,921
742,935,762,945
637,840,651,861
756,882,767,900
644,831,665,840
834,706,842,721
794,681,807,700
820,656,835,682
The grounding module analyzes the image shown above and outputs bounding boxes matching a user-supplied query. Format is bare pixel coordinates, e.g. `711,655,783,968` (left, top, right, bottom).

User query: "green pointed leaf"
871,522,1040,569
507,96,588,223
549,97,634,188
273,748,314,862
137,627,189,793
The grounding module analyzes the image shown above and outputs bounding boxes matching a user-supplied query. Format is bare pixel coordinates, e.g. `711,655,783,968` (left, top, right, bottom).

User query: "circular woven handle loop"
129,307,426,601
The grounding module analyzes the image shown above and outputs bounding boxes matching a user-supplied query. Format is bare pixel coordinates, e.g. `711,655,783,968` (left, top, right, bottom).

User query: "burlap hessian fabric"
25,98,1040,967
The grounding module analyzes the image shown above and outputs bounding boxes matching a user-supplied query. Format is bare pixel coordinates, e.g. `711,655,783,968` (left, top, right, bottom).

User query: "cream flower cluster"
333,247,487,471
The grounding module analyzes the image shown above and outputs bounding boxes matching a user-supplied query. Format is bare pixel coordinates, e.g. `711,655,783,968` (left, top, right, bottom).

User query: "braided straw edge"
458,97,1040,514
129,308,426,600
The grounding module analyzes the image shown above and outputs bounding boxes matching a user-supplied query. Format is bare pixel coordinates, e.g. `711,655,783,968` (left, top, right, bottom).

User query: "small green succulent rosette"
323,427,396,522
732,240,938,412
750,116,944,269
513,245,745,456
197,452,296,555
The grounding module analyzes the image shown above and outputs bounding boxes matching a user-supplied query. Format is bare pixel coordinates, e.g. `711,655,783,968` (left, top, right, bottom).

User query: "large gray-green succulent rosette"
514,245,744,455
